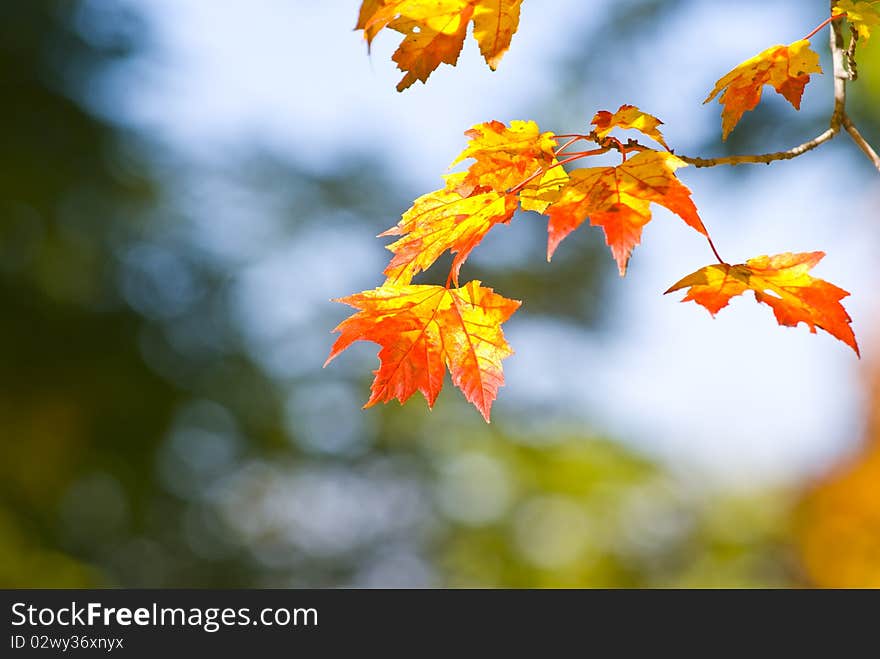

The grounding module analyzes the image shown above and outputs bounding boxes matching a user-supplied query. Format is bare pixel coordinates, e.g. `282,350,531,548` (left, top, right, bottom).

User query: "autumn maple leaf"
665,252,859,355
705,40,823,140
381,120,567,286
325,280,521,421
544,150,707,275
450,119,569,211
834,0,880,40
472,1,523,69
591,105,670,151
381,173,518,286
356,0,523,91
452,120,561,192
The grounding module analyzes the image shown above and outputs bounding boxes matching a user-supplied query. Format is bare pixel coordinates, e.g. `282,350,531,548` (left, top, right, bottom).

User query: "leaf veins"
544,150,707,276
381,173,518,286
325,280,521,421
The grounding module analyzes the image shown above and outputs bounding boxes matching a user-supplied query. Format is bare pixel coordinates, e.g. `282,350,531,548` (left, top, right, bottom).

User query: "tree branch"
833,12,880,172
843,113,880,171
830,11,847,130
677,130,837,168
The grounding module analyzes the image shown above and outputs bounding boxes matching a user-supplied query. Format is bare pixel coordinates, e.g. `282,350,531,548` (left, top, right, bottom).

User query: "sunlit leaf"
326,281,521,421
381,173,518,286
357,0,523,91
705,40,822,140
591,104,670,150
544,150,706,275
834,0,880,41
666,251,859,355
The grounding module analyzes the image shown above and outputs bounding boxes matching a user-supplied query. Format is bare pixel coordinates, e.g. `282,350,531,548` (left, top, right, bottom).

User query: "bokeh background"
2,0,879,588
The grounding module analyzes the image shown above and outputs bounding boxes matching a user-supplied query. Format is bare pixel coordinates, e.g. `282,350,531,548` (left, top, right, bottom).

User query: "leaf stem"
554,136,586,155
802,13,843,41
507,147,610,194
706,234,726,266
556,149,611,158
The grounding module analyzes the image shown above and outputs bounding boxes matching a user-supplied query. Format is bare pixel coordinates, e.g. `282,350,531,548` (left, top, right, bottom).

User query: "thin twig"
677,130,837,167
832,10,880,171
803,13,844,41
843,114,880,171
506,147,611,193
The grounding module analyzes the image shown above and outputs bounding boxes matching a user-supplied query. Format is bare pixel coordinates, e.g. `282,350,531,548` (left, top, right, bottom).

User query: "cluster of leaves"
330,2,873,420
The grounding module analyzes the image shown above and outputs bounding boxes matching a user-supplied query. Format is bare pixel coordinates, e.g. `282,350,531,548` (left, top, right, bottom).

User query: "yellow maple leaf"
472,0,523,70
357,0,524,91
357,0,471,47
834,0,880,40
382,120,570,288
381,173,518,286
591,104,670,150
705,40,823,140
451,119,568,211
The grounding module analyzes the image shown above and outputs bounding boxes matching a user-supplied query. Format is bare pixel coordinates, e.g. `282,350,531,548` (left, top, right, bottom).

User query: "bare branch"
832,10,880,171
677,130,837,168
843,114,880,172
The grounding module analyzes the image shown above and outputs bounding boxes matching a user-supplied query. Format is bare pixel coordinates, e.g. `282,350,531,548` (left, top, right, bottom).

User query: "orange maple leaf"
705,39,823,140
356,0,523,91
325,280,521,421
381,172,518,286
665,252,859,355
544,150,707,275
591,104,670,150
